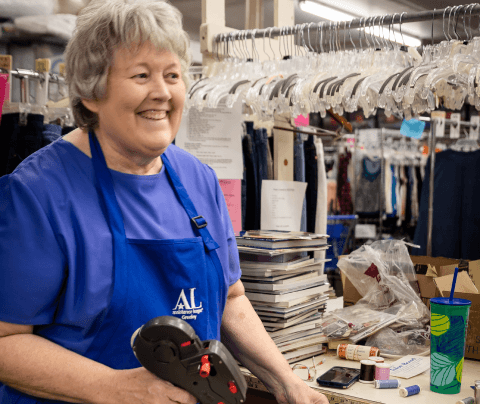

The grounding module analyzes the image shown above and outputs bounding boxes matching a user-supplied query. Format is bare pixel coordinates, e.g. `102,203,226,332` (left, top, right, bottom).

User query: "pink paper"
0,74,9,124
294,114,309,127
219,179,242,235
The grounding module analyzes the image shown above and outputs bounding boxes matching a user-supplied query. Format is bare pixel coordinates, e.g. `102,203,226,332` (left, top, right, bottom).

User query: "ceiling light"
298,0,422,47
299,0,355,22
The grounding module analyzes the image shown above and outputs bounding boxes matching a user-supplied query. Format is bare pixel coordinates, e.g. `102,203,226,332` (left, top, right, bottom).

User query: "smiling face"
82,42,186,173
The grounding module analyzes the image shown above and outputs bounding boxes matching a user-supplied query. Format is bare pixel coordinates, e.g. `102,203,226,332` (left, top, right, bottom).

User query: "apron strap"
161,153,220,252
89,131,126,239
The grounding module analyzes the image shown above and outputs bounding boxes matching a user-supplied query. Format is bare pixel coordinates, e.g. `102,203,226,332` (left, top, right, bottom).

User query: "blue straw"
449,267,459,302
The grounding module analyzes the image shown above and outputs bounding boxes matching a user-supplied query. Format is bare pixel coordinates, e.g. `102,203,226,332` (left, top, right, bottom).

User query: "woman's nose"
150,75,171,101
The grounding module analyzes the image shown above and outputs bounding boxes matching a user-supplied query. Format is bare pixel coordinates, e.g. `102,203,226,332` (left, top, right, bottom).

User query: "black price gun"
131,316,248,404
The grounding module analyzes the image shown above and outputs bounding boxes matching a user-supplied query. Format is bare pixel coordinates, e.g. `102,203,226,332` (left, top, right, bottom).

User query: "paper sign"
400,118,426,139
175,102,244,179
389,355,430,378
260,180,307,232
219,179,242,235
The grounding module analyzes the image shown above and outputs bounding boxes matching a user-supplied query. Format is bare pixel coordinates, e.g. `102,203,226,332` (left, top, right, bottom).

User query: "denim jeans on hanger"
5,114,44,174
294,132,307,232
253,127,269,230
243,122,258,231
304,136,318,233
0,113,21,177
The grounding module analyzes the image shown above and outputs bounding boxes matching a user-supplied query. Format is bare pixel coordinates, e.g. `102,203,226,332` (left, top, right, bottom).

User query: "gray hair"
65,0,191,130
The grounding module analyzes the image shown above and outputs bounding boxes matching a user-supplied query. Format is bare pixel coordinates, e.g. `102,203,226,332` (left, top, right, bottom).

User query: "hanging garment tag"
431,111,446,138
35,58,51,73
470,115,480,140
450,112,461,139
58,63,65,77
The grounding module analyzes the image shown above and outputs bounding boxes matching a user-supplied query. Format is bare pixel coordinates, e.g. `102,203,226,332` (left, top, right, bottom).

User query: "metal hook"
467,3,477,40
348,20,356,50
319,22,325,53
251,29,259,61
452,5,461,40
307,22,315,52
268,27,276,59
263,28,270,61
443,6,450,41
343,20,347,51
336,21,341,52
399,12,406,47
447,6,455,40
364,17,371,49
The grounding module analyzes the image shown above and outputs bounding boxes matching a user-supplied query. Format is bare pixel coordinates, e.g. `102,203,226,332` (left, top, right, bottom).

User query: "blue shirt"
0,138,241,329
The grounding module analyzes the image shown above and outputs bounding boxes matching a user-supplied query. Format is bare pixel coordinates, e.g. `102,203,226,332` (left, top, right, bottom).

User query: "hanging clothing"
243,122,258,231
314,138,327,268
304,136,318,233
294,132,307,232
355,156,382,215
0,136,241,404
413,149,480,260
336,151,353,214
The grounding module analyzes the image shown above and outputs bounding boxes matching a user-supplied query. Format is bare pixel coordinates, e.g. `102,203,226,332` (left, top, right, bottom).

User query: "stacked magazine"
237,230,332,363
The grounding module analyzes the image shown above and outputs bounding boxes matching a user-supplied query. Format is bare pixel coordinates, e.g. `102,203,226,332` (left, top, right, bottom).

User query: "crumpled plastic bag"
365,327,430,357
337,239,429,330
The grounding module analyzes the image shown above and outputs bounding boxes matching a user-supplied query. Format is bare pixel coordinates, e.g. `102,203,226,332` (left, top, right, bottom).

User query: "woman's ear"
81,98,100,114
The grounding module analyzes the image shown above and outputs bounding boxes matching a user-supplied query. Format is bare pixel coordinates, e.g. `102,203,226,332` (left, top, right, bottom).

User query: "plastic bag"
329,305,398,343
365,327,430,358
337,239,429,329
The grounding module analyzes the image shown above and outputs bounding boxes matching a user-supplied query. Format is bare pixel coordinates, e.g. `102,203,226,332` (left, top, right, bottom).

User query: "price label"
35,58,51,73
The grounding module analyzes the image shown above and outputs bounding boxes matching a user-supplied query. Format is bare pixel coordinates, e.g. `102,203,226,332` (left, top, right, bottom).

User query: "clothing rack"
417,116,480,256
213,5,480,45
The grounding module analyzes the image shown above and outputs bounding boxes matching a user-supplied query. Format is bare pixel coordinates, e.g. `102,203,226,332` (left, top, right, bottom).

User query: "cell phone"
316,366,360,389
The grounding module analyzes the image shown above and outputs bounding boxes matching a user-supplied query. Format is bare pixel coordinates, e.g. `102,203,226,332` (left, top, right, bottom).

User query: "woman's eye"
167,73,180,79
134,73,148,79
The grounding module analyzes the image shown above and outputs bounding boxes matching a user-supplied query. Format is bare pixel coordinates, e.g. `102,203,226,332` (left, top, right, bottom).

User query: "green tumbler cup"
430,297,471,394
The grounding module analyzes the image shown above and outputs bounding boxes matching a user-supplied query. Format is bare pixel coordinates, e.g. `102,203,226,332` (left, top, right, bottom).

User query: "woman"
0,1,328,404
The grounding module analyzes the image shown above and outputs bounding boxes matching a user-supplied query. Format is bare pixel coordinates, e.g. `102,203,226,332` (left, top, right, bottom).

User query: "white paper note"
389,355,430,379
261,180,307,231
175,102,243,179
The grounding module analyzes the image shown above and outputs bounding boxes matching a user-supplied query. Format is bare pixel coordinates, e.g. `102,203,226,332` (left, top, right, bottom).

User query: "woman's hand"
108,367,197,404
272,377,329,404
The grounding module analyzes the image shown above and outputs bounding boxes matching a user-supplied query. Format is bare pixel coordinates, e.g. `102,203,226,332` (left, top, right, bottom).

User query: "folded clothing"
0,0,55,19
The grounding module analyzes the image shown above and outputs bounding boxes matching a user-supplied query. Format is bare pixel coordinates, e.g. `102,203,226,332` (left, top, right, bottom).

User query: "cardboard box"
434,272,480,361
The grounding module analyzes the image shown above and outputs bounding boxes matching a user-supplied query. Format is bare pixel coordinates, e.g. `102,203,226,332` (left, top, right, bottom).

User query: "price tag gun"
131,316,248,404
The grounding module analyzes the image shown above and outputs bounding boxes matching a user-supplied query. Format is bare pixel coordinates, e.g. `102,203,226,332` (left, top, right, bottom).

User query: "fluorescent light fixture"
299,0,355,22
299,0,422,47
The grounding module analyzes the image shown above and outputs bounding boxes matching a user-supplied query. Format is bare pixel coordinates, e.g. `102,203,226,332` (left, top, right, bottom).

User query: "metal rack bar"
214,4,480,42
10,68,65,85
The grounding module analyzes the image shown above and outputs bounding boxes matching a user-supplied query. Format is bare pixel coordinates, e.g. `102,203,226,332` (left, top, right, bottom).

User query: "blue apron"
84,131,228,368
0,132,229,404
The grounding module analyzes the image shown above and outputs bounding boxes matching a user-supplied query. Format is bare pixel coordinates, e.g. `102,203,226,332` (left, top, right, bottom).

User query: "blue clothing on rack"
413,149,480,260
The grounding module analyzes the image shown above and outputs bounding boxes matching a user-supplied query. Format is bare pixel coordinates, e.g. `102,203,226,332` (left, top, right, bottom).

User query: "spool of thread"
375,363,390,381
369,356,384,363
399,385,421,397
337,344,380,361
359,360,376,383
456,397,475,404
375,379,401,389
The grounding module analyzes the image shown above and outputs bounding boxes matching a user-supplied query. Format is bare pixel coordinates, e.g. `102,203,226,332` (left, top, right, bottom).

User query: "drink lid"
430,297,471,306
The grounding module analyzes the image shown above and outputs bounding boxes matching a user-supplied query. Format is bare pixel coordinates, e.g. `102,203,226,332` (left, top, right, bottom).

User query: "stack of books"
237,230,331,363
